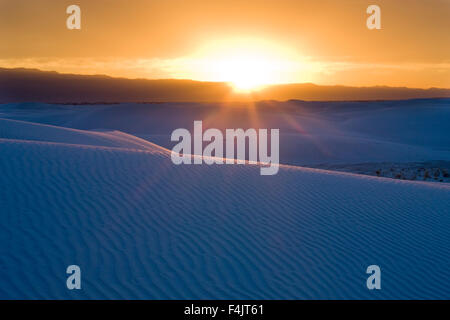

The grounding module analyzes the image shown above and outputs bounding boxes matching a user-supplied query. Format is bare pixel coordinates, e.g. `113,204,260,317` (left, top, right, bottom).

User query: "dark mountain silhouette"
255,83,450,101
1,68,449,103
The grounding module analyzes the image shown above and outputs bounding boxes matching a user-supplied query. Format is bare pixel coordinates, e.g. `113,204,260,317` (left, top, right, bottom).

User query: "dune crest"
1,110,450,299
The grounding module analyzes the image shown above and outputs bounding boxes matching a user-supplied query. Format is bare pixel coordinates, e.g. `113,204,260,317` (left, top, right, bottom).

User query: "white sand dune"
1,100,450,299
0,118,165,152
4,100,449,166
1,113,450,299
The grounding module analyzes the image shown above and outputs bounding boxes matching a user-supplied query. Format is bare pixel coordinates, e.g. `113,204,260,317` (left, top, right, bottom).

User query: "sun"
191,38,303,92
212,55,278,92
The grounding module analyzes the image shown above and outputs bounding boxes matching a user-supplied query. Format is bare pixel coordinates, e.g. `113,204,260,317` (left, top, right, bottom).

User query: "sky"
1,0,449,89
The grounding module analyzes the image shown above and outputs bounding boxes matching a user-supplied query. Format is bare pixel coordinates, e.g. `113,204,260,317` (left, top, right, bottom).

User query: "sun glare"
192,38,304,92
211,55,280,92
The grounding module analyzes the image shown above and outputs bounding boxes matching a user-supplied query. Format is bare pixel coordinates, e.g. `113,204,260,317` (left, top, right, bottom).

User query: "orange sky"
1,0,449,88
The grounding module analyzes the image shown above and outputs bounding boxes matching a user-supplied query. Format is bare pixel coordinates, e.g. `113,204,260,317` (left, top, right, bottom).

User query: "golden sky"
1,0,449,89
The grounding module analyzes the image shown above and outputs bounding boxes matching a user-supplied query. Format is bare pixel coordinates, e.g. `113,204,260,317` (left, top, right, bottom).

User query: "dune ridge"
1,117,450,299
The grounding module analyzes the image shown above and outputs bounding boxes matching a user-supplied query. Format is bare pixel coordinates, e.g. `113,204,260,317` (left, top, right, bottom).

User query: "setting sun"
189,38,307,91
212,56,277,92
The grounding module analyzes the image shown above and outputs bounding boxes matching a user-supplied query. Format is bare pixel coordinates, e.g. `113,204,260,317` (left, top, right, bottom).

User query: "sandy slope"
3,100,449,166
0,118,165,151
1,117,449,299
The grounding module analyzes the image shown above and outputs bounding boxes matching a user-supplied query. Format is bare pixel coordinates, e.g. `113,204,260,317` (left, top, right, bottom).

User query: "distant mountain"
0,68,232,103
255,83,450,101
1,68,449,103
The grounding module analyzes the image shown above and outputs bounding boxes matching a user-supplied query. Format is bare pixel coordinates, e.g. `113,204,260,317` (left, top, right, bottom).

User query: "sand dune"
0,118,166,152
1,113,450,299
3,100,450,167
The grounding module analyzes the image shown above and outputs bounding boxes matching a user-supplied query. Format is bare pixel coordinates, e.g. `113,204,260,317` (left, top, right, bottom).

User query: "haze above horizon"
1,0,449,89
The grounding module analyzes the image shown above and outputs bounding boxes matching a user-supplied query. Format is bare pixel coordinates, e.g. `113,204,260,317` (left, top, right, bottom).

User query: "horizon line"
2,66,450,91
